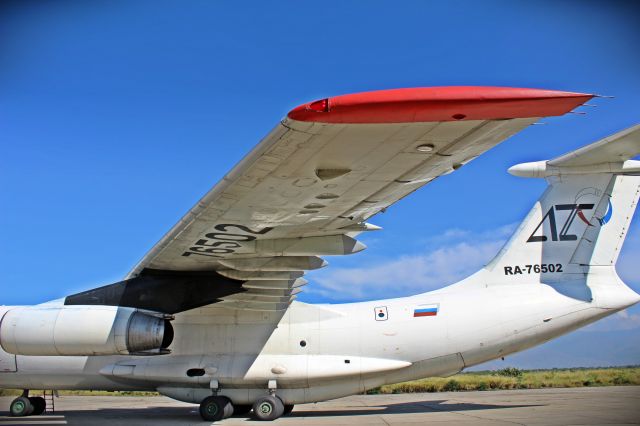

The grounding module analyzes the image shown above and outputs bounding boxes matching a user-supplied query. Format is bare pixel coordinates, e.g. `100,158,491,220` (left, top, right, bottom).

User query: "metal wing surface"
116,87,591,312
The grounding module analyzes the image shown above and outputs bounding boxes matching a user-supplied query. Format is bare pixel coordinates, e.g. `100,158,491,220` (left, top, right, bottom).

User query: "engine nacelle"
0,305,173,356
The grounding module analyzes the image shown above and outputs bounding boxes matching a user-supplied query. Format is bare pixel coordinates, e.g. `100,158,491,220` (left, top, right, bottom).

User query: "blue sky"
1,1,639,368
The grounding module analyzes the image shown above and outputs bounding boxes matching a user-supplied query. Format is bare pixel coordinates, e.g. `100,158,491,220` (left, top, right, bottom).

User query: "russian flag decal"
414,304,439,317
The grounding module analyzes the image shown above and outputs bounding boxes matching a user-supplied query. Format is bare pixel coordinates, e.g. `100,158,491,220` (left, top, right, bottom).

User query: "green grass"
367,366,640,394
1,367,639,397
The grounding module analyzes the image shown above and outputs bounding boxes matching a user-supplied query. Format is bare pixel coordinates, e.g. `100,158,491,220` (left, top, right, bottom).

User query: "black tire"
232,404,252,416
252,395,284,421
219,396,234,419
199,395,228,422
29,397,46,415
10,396,33,417
283,404,294,416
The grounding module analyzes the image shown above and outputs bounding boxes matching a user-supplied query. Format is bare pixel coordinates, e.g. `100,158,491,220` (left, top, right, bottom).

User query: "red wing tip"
287,86,594,124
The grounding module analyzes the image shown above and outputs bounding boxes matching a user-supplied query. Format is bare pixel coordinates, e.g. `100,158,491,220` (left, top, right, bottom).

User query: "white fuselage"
1,266,637,405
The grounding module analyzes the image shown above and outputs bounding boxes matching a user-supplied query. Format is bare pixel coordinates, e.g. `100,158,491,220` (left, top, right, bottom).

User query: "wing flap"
219,256,327,271
216,300,292,312
217,270,304,280
242,279,308,290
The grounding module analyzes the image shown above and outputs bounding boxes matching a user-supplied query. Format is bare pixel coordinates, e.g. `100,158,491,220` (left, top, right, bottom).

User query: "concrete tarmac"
1,386,639,425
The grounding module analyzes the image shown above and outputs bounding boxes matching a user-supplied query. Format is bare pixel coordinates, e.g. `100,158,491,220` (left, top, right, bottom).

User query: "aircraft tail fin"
486,124,640,282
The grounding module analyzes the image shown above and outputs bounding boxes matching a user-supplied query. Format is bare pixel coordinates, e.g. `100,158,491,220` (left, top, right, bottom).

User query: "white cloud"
306,225,514,302
421,223,516,247
616,230,640,291
614,309,640,329
582,306,640,332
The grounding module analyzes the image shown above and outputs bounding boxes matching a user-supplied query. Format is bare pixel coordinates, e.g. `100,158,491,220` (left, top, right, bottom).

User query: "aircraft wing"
67,87,592,314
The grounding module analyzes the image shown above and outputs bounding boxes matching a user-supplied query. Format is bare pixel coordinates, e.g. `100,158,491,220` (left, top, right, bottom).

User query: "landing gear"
29,397,46,415
9,390,48,417
199,395,233,421
252,395,284,421
196,377,290,422
10,396,33,417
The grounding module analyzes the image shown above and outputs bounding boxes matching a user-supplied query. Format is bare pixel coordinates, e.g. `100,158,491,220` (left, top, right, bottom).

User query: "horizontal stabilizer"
509,123,640,178
549,123,640,166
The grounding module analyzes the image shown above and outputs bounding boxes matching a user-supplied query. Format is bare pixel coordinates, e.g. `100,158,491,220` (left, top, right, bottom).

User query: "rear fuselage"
2,266,636,405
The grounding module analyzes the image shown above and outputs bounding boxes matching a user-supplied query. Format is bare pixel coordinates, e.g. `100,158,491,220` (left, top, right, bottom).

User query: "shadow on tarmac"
289,399,542,417
0,399,542,424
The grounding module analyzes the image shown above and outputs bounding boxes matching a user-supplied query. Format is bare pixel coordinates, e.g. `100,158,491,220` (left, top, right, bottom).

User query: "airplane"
1,86,639,422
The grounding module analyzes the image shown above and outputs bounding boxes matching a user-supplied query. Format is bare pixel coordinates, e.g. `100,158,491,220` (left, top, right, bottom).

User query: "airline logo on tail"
597,201,613,226
527,188,611,243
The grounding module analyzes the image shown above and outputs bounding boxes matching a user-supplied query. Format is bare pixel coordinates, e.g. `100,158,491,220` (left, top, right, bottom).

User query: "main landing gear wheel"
199,395,233,421
10,396,33,417
283,404,294,416
29,397,46,415
252,395,284,421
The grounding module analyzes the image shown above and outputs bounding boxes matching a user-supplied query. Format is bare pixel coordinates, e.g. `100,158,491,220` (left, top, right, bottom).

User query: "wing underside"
66,87,592,313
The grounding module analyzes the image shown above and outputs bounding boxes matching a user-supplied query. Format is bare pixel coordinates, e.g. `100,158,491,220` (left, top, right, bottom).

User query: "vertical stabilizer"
485,124,640,284
571,174,640,266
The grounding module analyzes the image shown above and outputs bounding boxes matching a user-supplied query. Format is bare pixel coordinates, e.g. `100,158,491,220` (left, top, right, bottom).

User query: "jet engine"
0,305,173,356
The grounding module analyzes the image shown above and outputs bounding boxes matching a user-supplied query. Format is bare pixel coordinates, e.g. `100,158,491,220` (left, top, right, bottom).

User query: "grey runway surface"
1,386,639,425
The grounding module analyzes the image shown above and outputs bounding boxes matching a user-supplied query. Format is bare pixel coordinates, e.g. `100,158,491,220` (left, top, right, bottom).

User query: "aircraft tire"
10,397,33,417
283,404,294,416
199,395,229,422
220,396,234,419
252,395,284,421
28,397,46,415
